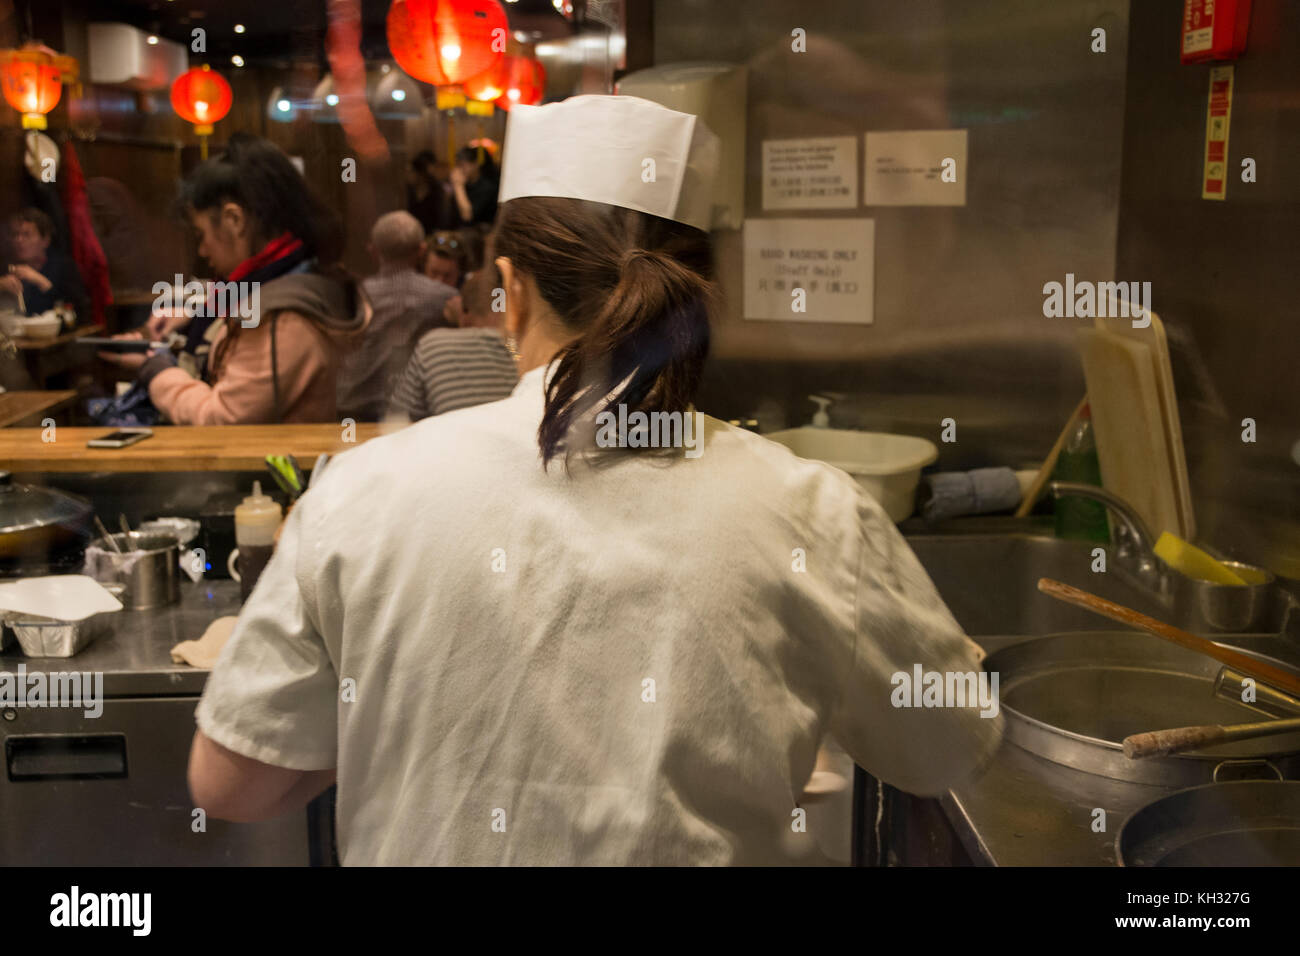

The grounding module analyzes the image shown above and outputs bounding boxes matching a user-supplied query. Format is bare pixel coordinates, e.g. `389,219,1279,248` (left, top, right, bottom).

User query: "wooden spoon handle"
1036,577,1300,699
1125,716,1300,759
1124,725,1226,759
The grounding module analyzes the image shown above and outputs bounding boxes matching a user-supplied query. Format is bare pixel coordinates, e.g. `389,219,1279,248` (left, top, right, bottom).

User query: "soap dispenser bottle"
809,395,833,428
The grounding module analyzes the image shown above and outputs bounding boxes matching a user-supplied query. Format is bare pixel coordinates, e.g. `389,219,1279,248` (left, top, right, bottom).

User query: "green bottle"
1052,404,1110,543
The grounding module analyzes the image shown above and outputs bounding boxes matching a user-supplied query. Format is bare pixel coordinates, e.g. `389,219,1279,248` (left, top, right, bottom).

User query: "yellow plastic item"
1154,531,1248,586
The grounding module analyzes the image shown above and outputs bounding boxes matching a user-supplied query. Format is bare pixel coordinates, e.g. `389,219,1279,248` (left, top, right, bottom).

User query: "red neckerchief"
227,232,304,283
207,232,306,320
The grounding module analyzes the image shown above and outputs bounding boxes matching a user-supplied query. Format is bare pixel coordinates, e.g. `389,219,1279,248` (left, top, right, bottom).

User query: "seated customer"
337,211,457,421
386,250,517,422
423,231,468,289
0,208,88,317
124,134,368,425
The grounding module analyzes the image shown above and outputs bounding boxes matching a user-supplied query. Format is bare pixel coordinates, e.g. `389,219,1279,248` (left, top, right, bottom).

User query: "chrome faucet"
1048,481,1170,594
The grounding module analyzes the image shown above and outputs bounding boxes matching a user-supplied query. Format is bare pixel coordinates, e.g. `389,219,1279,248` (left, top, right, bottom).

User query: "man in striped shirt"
385,252,518,422
337,212,458,421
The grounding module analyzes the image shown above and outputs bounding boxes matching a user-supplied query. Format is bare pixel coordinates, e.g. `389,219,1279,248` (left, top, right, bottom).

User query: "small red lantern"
171,65,233,133
387,0,507,86
0,44,78,130
493,54,545,111
171,65,232,158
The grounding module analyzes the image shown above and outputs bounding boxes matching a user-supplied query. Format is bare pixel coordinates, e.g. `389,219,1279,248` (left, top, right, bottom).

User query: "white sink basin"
764,427,938,520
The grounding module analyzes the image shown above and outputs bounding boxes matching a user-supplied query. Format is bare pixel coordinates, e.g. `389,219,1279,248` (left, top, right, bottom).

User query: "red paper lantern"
170,65,233,134
463,62,506,103
1,45,75,129
493,54,545,111
387,0,507,86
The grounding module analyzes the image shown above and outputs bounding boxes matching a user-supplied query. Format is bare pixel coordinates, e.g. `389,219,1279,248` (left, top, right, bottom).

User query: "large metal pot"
985,631,1300,786
0,470,93,564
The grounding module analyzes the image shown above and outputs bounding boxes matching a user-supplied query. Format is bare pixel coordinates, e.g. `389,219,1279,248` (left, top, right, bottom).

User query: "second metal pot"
1118,781,1300,866
84,533,181,610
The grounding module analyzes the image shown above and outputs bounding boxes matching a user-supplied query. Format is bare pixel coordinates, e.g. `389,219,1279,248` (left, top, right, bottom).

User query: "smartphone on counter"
87,429,154,449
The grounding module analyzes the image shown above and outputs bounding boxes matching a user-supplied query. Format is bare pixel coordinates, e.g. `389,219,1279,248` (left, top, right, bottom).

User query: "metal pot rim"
89,533,181,556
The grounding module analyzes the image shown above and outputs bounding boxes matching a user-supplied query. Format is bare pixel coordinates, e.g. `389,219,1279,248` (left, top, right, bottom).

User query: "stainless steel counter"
0,579,317,865
0,578,239,696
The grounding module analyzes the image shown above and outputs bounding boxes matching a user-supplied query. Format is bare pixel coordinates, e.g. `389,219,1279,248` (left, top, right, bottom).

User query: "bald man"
336,211,458,421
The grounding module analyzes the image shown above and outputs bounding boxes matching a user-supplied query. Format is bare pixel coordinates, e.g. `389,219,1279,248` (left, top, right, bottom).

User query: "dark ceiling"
78,0,577,66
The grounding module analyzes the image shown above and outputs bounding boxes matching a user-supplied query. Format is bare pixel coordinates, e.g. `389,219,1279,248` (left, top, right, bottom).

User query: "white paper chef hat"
497,94,720,232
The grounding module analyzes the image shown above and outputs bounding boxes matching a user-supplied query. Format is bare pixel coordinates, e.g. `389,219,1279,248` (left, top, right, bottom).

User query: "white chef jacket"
197,364,1003,865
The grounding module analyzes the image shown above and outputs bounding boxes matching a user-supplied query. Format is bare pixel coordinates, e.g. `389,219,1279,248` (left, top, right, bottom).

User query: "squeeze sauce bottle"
233,480,282,603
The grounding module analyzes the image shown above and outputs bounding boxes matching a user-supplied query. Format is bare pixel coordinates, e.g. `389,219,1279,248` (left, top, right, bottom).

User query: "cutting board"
1077,328,1185,542
1094,308,1195,540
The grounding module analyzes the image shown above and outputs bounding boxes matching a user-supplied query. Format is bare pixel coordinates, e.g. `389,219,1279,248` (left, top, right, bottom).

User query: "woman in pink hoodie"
115,135,368,425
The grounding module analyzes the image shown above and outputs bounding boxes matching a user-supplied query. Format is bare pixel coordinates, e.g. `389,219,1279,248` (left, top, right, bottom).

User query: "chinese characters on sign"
761,136,858,210
742,218,875,324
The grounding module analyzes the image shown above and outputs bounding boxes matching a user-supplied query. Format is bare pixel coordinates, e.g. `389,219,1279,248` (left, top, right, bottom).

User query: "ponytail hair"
493,197,716,469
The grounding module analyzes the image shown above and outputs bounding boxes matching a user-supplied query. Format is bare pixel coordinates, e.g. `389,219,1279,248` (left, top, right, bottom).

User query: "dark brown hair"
493,196,716,468
10,207,54,240
177,132,343,266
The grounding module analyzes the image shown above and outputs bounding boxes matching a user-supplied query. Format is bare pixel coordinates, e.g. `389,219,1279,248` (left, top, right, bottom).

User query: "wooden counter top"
0,390,78,427
0,422,404,472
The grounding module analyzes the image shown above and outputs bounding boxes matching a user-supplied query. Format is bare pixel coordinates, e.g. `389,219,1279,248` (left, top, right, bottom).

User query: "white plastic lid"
234,480,282,546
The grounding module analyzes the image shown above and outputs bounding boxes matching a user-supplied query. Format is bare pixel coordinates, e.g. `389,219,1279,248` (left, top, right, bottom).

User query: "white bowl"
17,315,61,338
764,427,939,521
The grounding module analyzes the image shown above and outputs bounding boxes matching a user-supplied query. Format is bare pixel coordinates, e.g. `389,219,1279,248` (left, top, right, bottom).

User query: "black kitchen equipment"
197,490,242,580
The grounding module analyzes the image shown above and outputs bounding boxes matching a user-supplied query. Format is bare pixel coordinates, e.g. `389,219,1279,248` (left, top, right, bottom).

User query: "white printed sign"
743,218,875,324
761,136,858,210
864,129,967,206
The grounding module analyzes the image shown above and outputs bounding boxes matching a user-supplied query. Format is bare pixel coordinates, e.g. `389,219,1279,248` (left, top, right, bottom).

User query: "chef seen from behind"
187,94,1003,865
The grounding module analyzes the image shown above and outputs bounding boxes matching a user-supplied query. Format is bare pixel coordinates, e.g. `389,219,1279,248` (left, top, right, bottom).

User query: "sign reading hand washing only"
742,218,875,324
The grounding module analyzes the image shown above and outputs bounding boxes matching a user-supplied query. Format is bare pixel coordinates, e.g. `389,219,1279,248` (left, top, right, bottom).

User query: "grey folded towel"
919,467,1022,521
